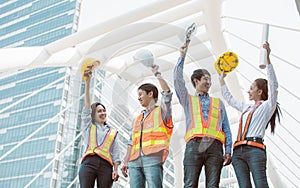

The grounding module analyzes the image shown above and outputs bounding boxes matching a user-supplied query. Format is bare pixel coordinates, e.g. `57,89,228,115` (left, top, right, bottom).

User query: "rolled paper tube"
259,24,269,69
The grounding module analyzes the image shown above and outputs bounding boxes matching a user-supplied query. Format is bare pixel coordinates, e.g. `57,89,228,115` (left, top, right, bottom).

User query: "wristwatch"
154,72,161,77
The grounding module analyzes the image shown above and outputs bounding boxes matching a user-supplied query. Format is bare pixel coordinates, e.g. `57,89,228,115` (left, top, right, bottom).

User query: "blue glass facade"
0,0,77,47
0,0,81,187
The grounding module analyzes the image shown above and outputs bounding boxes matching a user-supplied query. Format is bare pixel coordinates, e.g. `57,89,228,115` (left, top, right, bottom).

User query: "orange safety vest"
233,102,265,150
185,96,225,144
82,124,118,166
130,106,173,163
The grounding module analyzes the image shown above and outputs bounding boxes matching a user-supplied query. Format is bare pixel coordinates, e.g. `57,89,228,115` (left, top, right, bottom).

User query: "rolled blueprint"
259,23,269,69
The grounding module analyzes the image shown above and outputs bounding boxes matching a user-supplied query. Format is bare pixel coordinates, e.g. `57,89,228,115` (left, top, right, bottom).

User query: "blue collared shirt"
174,57,232,154
81,108,121,164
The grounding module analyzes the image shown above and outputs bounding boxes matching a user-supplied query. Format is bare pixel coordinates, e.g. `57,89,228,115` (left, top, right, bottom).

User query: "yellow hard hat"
214,51,239,75
81,58,100,81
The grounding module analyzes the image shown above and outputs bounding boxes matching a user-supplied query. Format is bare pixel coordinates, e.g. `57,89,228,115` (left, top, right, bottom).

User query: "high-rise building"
0,0,82,187
1,1,300,188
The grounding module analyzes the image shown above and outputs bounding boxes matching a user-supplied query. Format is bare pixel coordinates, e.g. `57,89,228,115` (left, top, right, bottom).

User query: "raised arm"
81,70,93,131
152,64,173,125
264,42,278,110
84,70,92,110
173,42,190,107
219,72,245,112
152,64,170,93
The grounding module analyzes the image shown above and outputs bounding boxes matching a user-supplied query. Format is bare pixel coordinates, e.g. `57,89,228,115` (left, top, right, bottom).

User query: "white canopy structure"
0,0,299,187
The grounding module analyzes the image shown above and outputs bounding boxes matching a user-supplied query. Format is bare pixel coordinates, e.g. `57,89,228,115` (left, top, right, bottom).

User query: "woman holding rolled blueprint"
219,42,281,188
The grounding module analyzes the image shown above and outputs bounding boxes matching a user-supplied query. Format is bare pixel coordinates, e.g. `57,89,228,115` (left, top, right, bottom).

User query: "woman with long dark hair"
79,69,120,188
219,42,281,188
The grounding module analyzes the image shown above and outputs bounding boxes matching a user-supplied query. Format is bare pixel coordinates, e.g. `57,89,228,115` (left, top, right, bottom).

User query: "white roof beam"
44,0,191,55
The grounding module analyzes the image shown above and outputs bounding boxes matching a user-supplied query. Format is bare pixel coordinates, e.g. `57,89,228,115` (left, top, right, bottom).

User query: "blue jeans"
183,138,224,188
232,145,269,188
128,152,163,188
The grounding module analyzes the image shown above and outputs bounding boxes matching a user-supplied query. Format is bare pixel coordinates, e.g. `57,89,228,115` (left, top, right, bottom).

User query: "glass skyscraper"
0,0,82,187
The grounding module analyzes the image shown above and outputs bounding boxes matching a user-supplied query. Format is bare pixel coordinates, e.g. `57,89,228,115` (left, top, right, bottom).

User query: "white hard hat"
133,49,154,67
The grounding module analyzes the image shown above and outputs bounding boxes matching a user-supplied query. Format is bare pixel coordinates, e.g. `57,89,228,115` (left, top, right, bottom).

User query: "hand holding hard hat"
214,51,239,75
81,58,100,81
133,49,163,77
133,49,154,68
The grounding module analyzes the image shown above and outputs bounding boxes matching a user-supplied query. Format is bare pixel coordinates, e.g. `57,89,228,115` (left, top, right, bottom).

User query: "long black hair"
255,78,282,133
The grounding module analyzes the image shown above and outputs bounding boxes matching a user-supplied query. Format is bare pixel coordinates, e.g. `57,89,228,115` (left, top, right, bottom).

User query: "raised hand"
180,41,190,58
84,70,92,83
263,41,271,58
219,71,227,86
151,64,159,75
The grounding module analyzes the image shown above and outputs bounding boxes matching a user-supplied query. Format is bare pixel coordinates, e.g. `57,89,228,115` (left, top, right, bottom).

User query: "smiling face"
194,74,211,94
93,104,107,125
248,82,262,102
137,83,158,110
191,69,211,95
137,89,154,108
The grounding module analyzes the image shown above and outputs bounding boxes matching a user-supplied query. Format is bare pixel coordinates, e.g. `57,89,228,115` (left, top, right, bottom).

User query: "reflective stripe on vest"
234,102,265,149
82,124,117,165
130,106,173,163
185,96,225,144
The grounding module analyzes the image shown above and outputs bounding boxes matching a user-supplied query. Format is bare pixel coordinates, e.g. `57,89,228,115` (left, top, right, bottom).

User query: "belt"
234,137,265,150
192,137,204,142
191,137,222,144
192,137,212,142
245,137,264,144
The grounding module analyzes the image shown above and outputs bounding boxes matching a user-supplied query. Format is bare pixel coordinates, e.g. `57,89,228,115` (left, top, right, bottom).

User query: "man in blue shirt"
121,64,173,188
174,42,232,188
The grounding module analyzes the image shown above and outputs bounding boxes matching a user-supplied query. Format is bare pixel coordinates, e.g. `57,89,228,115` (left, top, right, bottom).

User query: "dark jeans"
183,138,224,188
79,155,113,188
232,145,269,188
